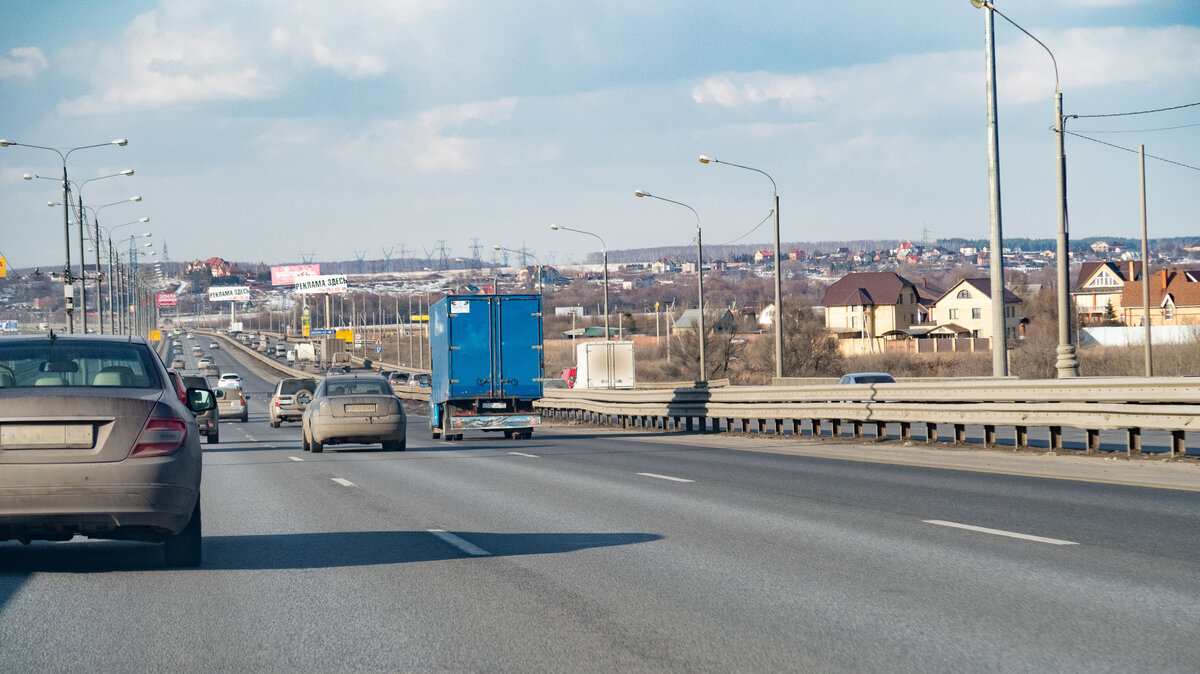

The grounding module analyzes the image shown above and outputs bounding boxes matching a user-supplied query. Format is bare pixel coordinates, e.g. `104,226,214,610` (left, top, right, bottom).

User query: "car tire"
503,430,514,439
206,432,218,445
383,440,402,451
301,431,310,452
164,500,202,568
311,438,324,453
270,420,280,428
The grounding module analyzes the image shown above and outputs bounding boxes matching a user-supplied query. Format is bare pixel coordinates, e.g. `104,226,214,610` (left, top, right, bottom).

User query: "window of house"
1164,299,1174,320
851,316,858,328
972,329,980,338
957,289,971,298
948,309,958,319
1089,271,1120,288
972,308,981,319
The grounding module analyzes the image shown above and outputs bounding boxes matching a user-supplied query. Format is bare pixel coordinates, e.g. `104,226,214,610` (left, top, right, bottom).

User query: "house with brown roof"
821,272,925,339
1073,260,1142,325
928,278,1023,341
1120,269,1200,326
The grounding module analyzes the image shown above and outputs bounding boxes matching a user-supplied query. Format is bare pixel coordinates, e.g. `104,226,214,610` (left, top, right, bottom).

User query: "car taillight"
239,392,245,404
274,400,281,407
131,417,189,457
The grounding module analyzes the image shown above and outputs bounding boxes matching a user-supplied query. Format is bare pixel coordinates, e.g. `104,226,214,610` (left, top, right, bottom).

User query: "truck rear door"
496,296,542,398
448,298,494,398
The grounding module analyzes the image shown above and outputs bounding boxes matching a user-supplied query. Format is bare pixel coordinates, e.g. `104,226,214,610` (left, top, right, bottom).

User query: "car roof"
0,333,149,345
323,373,389,383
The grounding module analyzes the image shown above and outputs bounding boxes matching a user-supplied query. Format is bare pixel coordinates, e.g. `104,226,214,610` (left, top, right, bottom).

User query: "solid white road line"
288,456,304,462
428,529,492,556
508,452,539,458
331,477,355,487
923,520,1078,546
637,472,695,483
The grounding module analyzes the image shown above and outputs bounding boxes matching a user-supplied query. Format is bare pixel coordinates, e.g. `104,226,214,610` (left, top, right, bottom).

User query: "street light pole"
972,0,1076,377
699,155,784,379
550,224,609,340
493,245,543,295
635,190,705,381
2,138,127,333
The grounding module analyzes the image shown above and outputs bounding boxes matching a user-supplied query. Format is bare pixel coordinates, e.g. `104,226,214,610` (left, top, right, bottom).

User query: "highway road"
2,340,1198,672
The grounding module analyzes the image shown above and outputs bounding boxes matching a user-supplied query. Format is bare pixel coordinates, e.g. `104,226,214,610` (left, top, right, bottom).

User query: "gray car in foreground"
302,374,406,453
0,334,216,566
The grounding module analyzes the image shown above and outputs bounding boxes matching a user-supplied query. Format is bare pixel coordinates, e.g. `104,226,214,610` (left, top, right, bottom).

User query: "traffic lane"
258,428,1200,671
467,426,1200,562
0,429,675,671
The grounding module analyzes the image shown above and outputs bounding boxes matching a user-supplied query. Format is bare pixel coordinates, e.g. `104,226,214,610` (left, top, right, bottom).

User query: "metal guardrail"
534,378,1200,457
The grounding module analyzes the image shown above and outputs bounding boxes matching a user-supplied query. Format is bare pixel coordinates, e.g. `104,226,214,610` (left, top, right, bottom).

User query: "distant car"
192,346,203,357
835,372,896,385
407,373,430,388
326,365,349,376
269,377,318,427
185,333,193,339
0,334,215,566
202,362,221,379
196,356,214,367
171,357,186,369
182,373,220,444
214,383,249,422
388,371,410,391
302,374,406,453
275,344,287,358
218,373,242,387
209,342,219,349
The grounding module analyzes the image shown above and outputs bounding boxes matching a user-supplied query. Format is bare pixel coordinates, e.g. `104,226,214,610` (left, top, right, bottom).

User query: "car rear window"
0,340,161,388
325,380,392,396
280,379,317,395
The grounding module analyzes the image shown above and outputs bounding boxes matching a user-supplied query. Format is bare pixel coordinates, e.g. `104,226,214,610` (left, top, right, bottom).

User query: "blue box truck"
429,294,543,441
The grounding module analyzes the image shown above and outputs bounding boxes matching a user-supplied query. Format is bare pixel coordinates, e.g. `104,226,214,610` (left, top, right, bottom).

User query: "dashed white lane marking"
637,472,695,483
508,451,539,458
288,456,304,462
331,477,355,487
428,529,492,556
923,520,1078,546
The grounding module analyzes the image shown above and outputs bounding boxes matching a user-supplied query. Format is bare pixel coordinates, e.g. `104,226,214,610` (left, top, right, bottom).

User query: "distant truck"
572,340,635,389
429,294,543,441
294,342,316,363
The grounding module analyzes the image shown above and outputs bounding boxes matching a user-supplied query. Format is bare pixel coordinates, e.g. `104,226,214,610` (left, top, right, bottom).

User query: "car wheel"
398,437,407,451
206,432,218,445
383,440,401,451
503,430,515,439
311,438,324,453
270,420,280,428
241,410,248,422
301,431,310,452
164,500,202,568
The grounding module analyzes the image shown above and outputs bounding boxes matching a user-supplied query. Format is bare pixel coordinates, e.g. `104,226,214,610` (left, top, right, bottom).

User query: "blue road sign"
311,328,335,335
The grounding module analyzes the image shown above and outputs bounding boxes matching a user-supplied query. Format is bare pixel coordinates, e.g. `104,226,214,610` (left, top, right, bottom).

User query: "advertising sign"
149,330,162,342
270,264,321,286
1,320,18,332
156,292,177,307
294,274,348,294
336,328,354,343
208,286,251,302
0,257,7,278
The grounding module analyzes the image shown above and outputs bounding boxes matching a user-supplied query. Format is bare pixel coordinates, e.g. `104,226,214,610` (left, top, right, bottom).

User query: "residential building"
821,271,923,338
673,308,736,333
1120,269,1200,325
929,278,1023,341
1073,260,1142,325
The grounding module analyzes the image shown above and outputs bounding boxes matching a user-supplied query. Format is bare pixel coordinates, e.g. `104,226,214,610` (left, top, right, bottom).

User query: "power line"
713,210,774,246
1065,131,1200,172
1071,122,1200,134
1073,101,1200,119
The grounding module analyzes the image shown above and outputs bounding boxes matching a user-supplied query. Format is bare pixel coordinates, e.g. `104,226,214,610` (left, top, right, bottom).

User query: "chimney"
1128,261,1134,281
1161,269,1169,290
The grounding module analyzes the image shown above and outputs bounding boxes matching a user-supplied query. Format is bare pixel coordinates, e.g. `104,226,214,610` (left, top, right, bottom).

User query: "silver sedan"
302,374,406,453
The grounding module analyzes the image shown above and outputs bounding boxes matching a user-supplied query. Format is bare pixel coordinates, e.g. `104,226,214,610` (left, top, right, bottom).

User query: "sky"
1,0,1197,270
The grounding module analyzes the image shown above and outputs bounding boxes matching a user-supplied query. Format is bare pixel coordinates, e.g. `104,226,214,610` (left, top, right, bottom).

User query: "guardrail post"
1127,428,1142,456
925,423,937,443
755,419,764,435
831,419,842,438
1085,429,1100,454
954,424,966,445
792,419,800,436
686,417,694,432
1016,426,1028,449
900,422,911,441
811,419,822,438
852,421,863,438
984,425,996,447
1049,426,1063,451
875,421,886,440
1171,431,1186,458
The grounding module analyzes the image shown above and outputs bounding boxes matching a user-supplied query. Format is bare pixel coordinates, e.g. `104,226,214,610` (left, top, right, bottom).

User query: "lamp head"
121,169,134,176
970,0,987,8
634,190,649,198
113,139,129,146
493,244,502,251
0,140,12,147
139,217,149,223
131,195,142,202
22,173,32,180
549,224,560,231
698,155,716,164
46,201,56,207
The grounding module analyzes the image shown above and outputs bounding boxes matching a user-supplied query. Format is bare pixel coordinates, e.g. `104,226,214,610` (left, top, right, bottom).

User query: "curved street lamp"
493,244,544,295
970,0,1077,378
3,138,128,333
100,220,151,334
635,190,705,381
700,155,784,379
551,224,609,340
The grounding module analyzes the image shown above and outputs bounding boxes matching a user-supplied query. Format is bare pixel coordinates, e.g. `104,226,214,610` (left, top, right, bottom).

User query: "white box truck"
574,340,635,389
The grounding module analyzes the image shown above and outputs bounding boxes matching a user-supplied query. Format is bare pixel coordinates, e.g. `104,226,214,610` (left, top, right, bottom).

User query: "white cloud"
0,47,48,80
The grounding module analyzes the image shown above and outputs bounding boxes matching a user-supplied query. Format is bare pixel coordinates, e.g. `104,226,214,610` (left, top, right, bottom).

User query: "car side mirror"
214,389,226,399
186,388,216,412
243,394,251,399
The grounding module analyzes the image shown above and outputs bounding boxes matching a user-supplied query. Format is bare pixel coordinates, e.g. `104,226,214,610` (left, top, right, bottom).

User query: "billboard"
294,274,348,294
271,264,321,286
1,320,18,332
156,292,177,307
208,286,251,302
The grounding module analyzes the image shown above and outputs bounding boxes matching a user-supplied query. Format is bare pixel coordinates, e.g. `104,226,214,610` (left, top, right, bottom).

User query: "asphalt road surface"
2,341,1198,672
